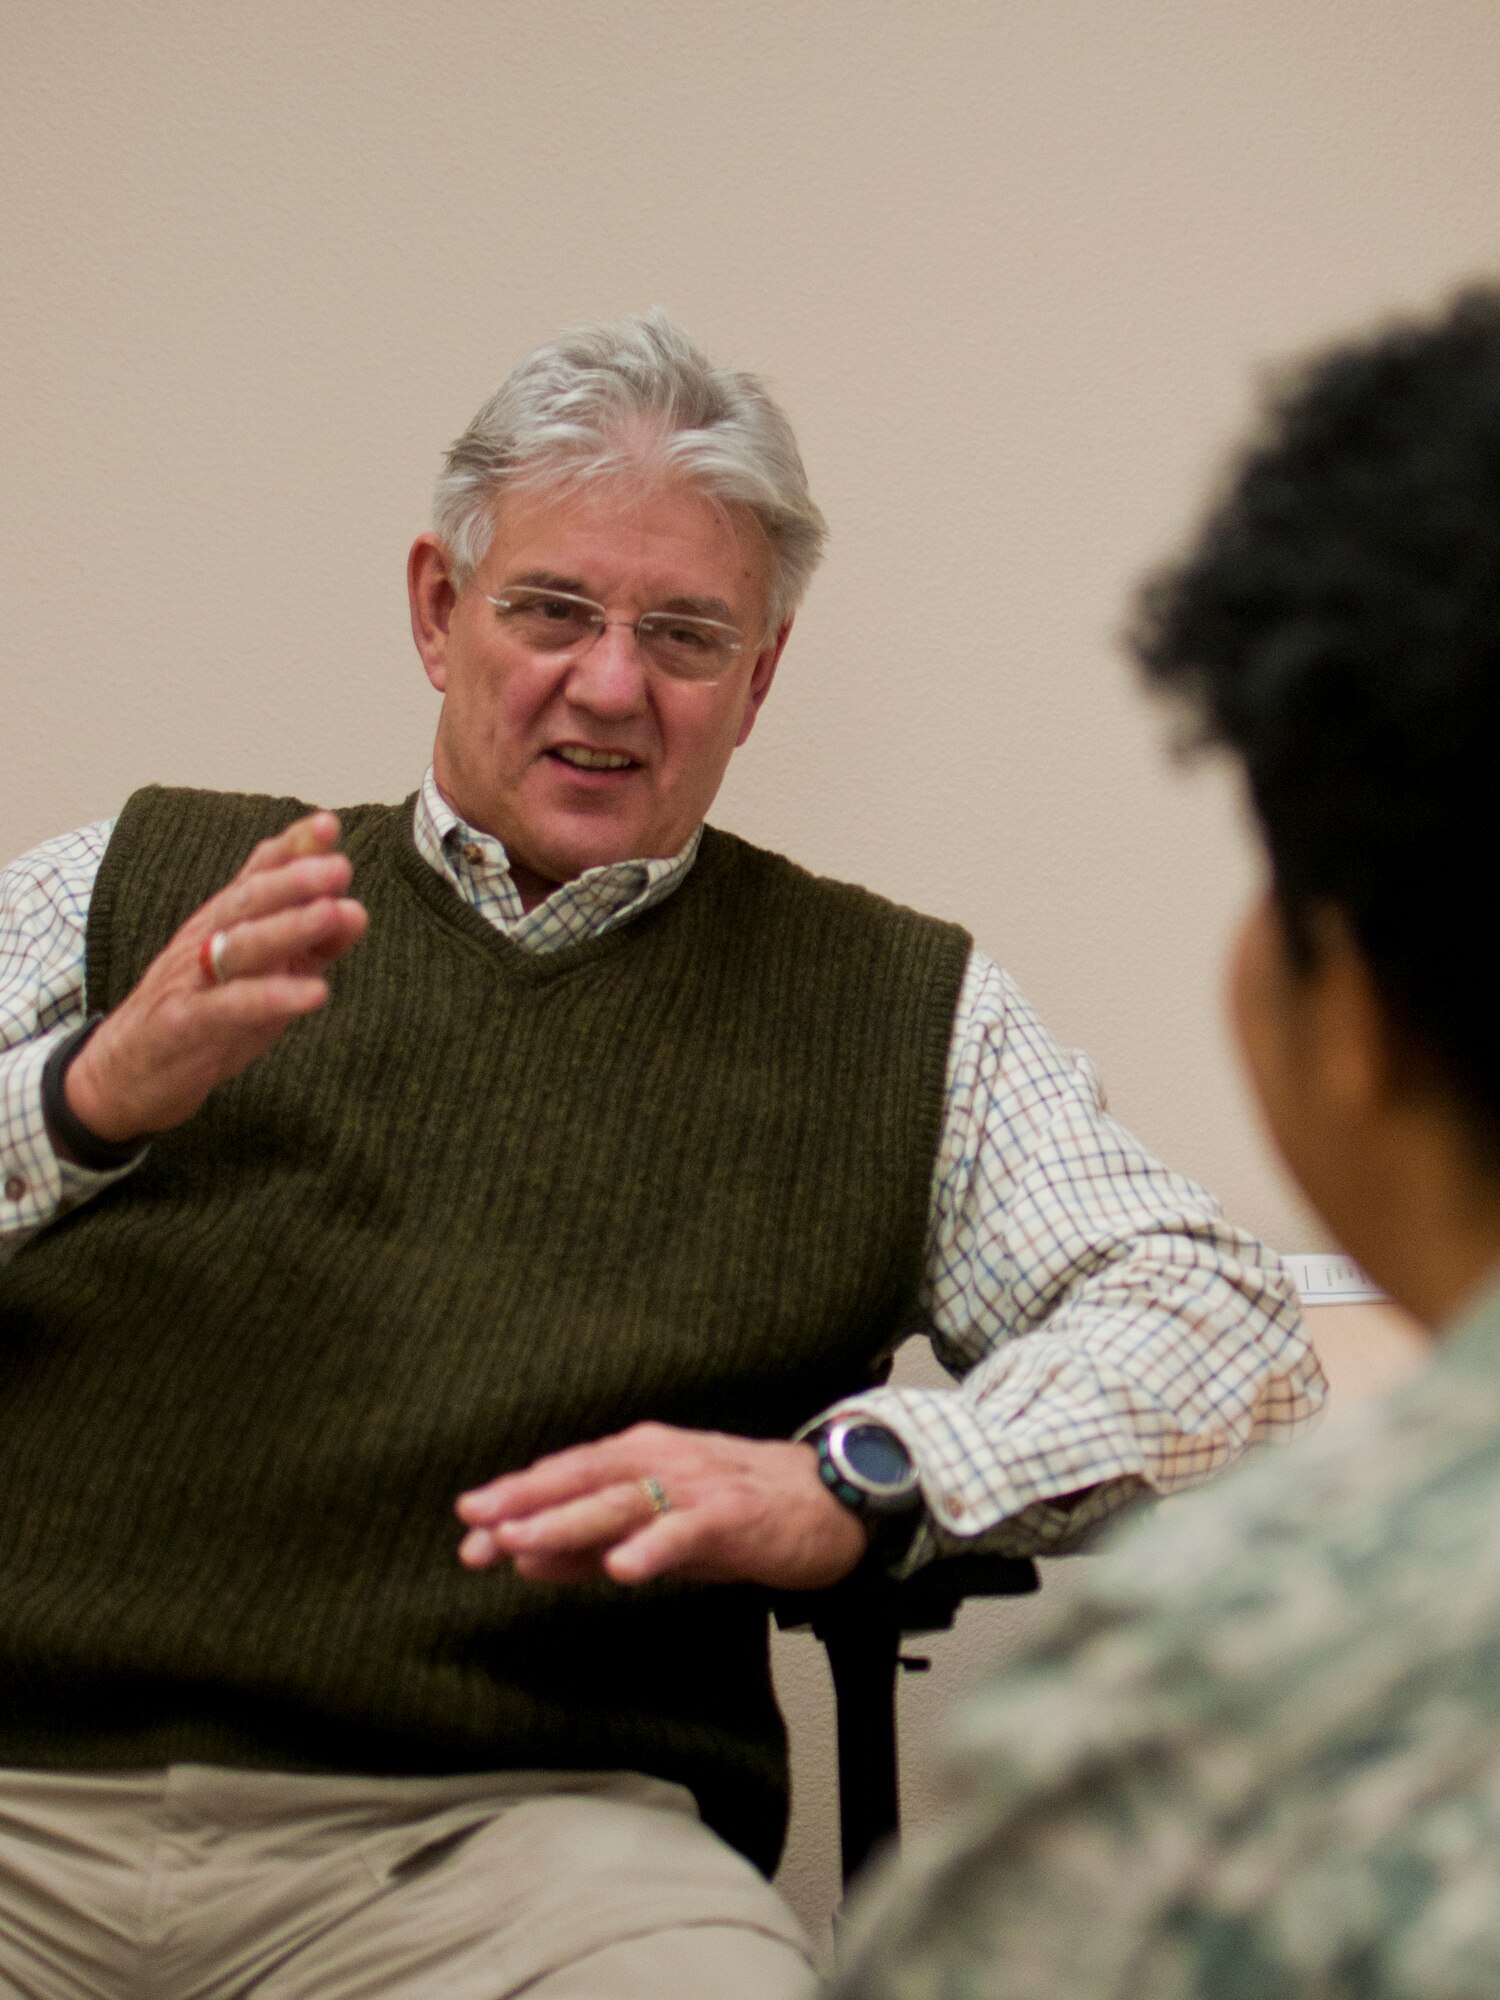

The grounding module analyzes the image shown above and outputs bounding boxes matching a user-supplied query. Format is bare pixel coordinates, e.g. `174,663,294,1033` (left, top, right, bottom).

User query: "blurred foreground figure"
833,286,1500,2000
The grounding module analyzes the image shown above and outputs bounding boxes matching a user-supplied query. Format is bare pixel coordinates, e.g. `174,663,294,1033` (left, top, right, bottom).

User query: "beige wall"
3,0,1493,1953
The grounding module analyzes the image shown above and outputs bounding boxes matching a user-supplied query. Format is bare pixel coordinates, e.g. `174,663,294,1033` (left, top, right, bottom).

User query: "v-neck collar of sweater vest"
382,793,738,987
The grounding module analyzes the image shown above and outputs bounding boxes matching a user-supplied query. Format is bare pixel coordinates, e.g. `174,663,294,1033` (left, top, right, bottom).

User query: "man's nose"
565,619,651,716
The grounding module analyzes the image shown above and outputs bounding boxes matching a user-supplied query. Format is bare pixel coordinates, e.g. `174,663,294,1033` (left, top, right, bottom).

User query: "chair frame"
775,1554,1039,1884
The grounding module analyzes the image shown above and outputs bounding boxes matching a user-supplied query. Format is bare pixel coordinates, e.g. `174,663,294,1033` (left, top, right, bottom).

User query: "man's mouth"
550,746,638,771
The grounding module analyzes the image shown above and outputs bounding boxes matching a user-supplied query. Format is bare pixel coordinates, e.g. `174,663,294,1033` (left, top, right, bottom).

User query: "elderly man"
832,286,1500,1999
0,313,1318,1999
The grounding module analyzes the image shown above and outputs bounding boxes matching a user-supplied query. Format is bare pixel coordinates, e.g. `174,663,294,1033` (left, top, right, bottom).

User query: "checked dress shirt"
0,772,1325,1564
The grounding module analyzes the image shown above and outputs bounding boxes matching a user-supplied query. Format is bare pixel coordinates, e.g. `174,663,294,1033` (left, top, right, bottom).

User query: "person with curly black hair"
832,285,1500,1999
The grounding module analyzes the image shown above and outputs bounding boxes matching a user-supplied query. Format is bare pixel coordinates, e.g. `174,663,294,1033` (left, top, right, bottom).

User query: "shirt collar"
412,767,702,955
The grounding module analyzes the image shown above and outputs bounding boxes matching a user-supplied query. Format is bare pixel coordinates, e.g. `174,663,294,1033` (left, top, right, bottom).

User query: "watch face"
842,1422,914,1493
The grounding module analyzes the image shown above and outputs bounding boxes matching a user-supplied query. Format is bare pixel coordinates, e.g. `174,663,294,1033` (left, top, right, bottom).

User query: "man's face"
409,476,787,907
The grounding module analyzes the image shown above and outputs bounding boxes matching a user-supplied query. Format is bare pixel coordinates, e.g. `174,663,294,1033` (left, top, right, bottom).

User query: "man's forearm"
0,819,130,1261
814,1230,1316,1572
897,945,1323,1568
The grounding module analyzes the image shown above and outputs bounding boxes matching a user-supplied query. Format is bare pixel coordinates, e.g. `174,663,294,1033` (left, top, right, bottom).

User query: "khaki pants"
0,1765,814,1999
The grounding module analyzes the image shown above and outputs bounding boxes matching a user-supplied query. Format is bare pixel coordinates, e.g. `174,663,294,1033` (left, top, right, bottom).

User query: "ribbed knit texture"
0,785,970,1871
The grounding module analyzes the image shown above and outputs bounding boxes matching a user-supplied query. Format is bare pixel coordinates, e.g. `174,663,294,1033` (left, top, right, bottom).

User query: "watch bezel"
818,1417,920,1515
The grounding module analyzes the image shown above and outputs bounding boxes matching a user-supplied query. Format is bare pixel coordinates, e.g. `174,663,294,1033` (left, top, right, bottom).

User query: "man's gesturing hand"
455,1423,870,1592
63,811,368,1147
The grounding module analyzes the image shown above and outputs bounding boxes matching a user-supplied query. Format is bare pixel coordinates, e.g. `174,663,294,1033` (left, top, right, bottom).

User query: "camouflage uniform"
832,1280,1500,2000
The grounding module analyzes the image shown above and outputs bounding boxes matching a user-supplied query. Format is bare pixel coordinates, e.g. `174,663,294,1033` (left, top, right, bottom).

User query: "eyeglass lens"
492,588,740,681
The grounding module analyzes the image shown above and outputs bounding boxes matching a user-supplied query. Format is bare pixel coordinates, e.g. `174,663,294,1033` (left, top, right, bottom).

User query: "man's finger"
461,1498,711,1583
603,1509,710,1585
457,1525,502,1569
199,853,357,938
238,812,342,878
492,1482,654,1559
455,1521,634,1577
198,972,335,1027
457,1440,647,1525
202,898,367,984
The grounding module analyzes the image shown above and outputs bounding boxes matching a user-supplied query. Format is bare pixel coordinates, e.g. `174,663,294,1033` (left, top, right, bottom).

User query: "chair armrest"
772,1552,1038,1643
772,1554,1040,1885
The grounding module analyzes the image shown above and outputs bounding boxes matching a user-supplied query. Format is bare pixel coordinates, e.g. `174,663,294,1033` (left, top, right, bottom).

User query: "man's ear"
408,535,457,693
734,618,793,748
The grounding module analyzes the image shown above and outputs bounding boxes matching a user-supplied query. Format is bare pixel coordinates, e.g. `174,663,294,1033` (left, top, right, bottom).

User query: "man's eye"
537,597,578,621
660,622,712,649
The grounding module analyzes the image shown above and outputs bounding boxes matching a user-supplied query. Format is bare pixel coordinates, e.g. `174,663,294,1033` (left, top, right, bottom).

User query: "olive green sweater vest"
0,785,969,1870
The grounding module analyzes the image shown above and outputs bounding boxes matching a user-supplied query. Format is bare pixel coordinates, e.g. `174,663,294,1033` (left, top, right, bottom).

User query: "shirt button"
462,844,484,865
944,1496,967,1521
4,1174,27,1202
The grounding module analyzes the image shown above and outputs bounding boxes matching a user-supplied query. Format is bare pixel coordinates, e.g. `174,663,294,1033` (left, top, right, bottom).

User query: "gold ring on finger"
639,1476,673,1516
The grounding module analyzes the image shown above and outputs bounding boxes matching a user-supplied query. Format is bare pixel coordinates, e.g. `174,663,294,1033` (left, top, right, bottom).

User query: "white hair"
432,310,827,636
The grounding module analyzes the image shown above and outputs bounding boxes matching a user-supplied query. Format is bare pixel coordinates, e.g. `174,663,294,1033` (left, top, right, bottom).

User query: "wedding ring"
199,929,232,986
639,1477,673,1516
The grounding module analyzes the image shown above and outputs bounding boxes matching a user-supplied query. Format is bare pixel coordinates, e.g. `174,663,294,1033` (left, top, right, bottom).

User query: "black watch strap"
41,1017,148,1172
861,1502,925,1571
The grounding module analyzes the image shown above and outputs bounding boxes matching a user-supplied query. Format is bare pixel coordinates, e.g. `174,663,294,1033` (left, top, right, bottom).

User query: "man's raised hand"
62,811,367,1148
454,1422,871,1593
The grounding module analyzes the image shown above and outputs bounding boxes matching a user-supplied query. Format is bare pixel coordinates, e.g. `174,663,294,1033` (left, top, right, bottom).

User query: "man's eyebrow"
654,594,736,623
506,569,591,595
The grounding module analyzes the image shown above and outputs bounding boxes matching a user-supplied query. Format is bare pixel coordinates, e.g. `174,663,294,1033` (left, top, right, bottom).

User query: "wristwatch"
811,1413,921,1524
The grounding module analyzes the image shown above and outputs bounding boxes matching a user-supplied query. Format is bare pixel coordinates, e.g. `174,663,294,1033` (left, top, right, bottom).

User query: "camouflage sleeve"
828,1337,1500,2000
828,1590,1232,2000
